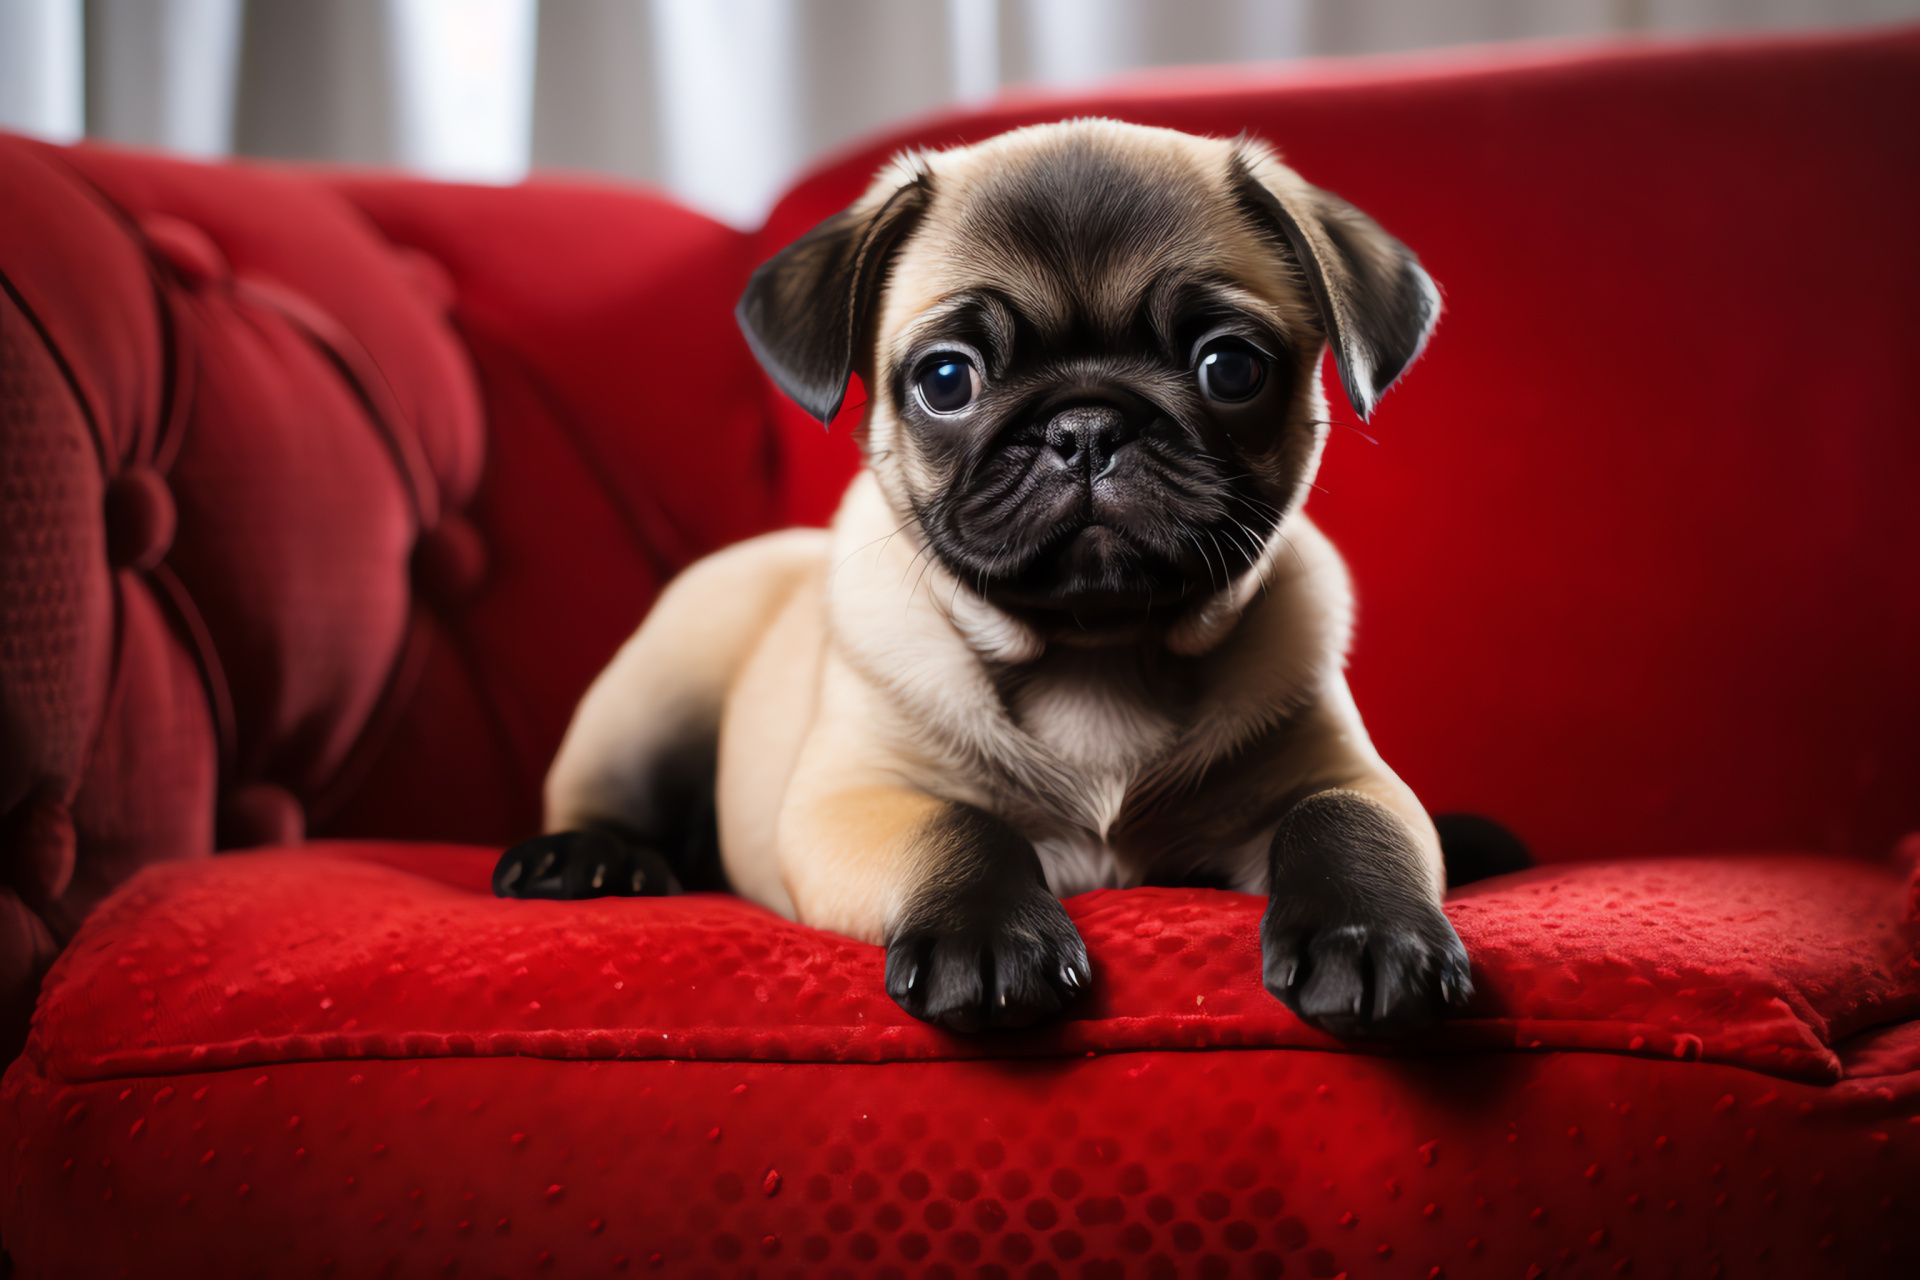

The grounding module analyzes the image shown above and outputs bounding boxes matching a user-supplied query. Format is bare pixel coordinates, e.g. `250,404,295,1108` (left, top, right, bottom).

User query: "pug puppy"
494,119,1472,1038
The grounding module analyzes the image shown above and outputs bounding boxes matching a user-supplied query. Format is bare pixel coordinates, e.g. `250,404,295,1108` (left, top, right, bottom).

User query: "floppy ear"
1229,145,1440,420
736,165,933,424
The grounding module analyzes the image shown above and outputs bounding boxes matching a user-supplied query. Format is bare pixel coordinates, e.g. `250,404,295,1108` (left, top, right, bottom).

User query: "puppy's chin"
953,524,1209,641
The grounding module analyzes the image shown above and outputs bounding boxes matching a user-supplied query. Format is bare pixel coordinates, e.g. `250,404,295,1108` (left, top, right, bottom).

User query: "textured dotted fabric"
26,844,1920,1087
6,1038,1917,1277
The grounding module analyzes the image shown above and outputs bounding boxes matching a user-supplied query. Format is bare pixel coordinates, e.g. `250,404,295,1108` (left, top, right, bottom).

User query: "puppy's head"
739,120,1438,648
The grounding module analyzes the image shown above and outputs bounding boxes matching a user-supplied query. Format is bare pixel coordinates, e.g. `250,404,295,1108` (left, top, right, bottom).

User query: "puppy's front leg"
780,784,1090,1032
1258,684,1472,1037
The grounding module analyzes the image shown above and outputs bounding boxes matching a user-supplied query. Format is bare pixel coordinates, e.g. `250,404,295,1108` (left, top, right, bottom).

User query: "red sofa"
3,25,1918,1280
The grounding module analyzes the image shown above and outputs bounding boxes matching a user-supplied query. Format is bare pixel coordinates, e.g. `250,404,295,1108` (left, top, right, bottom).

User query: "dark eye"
915,355,979,414
1197,342,1266,404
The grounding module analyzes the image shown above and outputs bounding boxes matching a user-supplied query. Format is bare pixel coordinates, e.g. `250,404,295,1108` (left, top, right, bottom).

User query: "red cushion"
7,999,1917,1278
33,844,1920,1087
14,1053,1920,1279
8,841,1917,1275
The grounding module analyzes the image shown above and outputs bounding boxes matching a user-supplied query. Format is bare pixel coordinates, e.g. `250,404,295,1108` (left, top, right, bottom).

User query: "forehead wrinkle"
897,258,1070,344
947,140,1225,339
930,240,1228,347
879,125,1315,360
1147,273,1229,352
893,289,1020,377
1160,275,1301,350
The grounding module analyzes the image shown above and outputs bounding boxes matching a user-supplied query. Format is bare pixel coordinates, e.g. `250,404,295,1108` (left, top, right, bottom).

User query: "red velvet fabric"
308,177,783,845
30,846,1920,1087
3,22,1919,1279
8,1037,1917,1279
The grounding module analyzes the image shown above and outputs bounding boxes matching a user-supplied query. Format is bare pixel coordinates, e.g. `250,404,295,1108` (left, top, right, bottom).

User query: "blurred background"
2,0,1916,228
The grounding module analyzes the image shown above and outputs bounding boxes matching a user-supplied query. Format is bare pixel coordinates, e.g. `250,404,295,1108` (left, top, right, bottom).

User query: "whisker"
1184,531,1223,593
1327,418,1378,446
1228,518,1276,595
833,515,921,586
899,537,940,593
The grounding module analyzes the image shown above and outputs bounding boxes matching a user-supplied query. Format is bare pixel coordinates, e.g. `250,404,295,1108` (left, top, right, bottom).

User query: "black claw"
494,829,683,900
885,900,1087,1033
880,803,1090,1034
1261,790,1474,1039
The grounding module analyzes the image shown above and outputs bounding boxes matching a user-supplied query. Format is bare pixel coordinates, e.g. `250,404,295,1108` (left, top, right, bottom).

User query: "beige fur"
547,120,1444,953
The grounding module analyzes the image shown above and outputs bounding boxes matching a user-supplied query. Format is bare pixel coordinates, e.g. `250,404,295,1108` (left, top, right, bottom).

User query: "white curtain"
1,0,1915,225
85,0,242,157
389,0,537,182
0,0,83,143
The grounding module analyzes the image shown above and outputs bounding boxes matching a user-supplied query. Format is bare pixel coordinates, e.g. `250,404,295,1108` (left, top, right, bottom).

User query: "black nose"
1045,405,1137,480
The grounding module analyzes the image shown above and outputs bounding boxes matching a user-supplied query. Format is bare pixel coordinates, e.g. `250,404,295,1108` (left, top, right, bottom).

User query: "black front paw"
883,806,1091,1033
493,828,683,899
1260,790,1471,1037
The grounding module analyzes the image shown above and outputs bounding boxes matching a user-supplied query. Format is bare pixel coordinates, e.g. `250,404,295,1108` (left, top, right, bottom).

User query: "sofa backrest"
760,24,1920,867
0,133,789,1044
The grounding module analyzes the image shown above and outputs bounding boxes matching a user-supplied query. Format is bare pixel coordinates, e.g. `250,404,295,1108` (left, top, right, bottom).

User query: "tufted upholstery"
2,22,1919,1279
0,139,793,1054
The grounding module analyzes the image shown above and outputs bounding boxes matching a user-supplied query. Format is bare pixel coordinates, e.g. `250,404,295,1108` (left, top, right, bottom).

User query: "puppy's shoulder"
621,524,827,663
675,525,834,598
573,525,832,693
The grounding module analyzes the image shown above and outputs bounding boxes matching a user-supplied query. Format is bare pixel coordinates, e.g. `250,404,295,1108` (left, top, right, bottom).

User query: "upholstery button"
218,783,306,850
394,246,457,312
139,214,232,289
411,514,488,609
103,465,177,572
